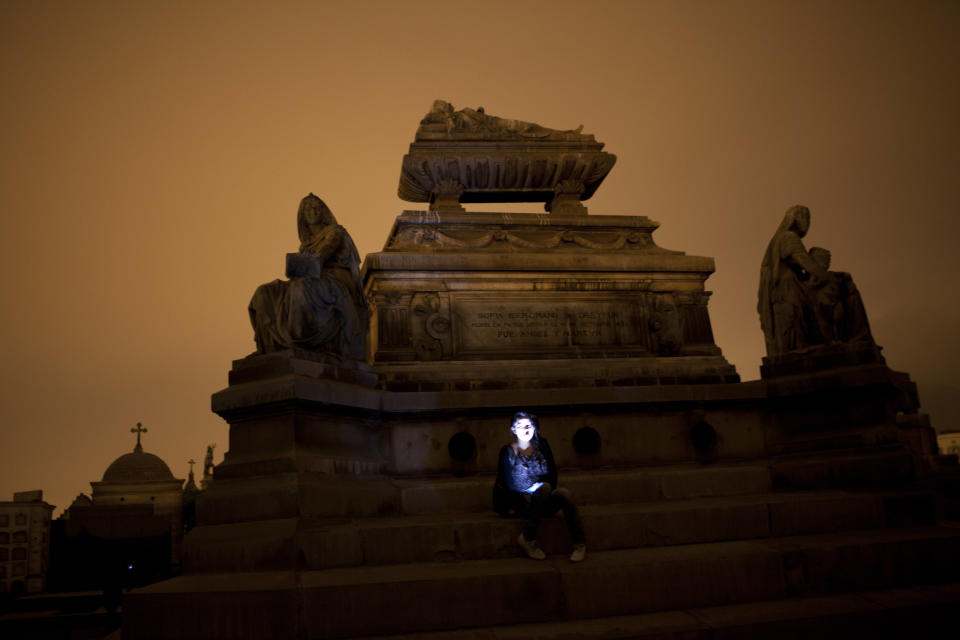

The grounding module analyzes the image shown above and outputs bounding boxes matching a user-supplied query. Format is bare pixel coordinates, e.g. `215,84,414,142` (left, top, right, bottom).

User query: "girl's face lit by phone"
512,418,535,446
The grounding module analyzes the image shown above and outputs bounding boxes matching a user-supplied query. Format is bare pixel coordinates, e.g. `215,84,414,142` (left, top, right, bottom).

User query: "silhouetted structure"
48,424,183,594
0,491,54,596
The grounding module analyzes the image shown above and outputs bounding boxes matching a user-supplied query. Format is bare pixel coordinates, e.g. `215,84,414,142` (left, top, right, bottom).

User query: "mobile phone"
525,482,543,493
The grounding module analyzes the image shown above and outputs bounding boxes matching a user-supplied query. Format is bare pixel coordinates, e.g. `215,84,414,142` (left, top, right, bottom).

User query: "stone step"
396,461,773,516
352,582,960,639
184,489,936,572
196,449,917,525
127,526,960,639
195,460,775,526
768,448,916,491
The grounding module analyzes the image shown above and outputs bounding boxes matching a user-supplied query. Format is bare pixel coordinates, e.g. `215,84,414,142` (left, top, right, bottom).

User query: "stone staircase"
129,448,960,638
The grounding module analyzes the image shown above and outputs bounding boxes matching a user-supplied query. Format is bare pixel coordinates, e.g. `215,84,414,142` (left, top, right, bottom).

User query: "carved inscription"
455,299,642,352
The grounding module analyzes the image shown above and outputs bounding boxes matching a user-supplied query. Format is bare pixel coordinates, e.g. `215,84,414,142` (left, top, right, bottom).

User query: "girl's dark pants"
524,486,585,544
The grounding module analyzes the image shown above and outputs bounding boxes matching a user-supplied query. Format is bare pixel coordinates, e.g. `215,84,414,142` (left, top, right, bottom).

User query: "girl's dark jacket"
493,436,558,516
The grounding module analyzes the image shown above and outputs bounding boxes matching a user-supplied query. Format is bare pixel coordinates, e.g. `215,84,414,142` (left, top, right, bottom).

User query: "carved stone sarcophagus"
398,100,616,214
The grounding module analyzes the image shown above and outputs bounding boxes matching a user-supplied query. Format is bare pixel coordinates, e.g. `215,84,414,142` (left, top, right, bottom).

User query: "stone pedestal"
761,343,886,379
122,355,951,639
363,210,739,390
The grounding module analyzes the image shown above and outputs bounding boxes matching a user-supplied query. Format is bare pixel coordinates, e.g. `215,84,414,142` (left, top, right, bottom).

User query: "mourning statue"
758,205,829,356
758,205,875,357
807,246,874,346
248,194,369,360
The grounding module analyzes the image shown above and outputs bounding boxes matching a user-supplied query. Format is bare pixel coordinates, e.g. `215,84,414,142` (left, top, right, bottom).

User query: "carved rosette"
410,293,452,361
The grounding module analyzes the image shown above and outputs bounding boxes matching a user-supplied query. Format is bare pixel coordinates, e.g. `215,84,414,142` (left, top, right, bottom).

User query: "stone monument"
758,204,883,377
371,101,739,395
123,103,957,640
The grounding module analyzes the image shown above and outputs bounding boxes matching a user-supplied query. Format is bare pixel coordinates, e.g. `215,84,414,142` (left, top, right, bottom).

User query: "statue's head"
786,205,811,237
297,193,336,242
431,99,454,115
809,246,831,270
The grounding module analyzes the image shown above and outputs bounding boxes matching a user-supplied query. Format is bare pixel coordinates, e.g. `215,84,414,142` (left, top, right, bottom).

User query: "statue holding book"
248,193,369,360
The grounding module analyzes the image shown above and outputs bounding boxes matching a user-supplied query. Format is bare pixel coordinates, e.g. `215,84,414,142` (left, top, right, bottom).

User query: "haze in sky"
1,0,957,515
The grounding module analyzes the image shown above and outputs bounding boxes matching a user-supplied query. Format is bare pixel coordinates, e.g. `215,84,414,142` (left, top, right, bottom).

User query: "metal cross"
131,422,147,451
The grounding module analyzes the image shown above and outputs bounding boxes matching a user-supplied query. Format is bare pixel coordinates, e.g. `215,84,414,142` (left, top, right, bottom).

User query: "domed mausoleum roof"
100,422,175,484
102,450,175,483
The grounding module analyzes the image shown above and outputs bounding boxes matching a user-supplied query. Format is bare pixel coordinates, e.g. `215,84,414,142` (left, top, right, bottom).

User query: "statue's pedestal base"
231,349,378,388
760,343,884,379
121,353,957,639
363,210,739,388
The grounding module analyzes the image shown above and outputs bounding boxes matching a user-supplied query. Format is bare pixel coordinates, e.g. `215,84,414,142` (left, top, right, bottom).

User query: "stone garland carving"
391,226,655,251
248,194,369,359
758,205,875,357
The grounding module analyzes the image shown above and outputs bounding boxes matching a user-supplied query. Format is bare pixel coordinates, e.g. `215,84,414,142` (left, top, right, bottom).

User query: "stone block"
561,544,787,618
692,593,885,640
183,518,298,572
658,464,771,499
123,572,299,640
780,526,960,596
197,475,301,525
586,500,770,550
299,561,561,638
297,523,365,569
769,451,915,491
767,493,884,537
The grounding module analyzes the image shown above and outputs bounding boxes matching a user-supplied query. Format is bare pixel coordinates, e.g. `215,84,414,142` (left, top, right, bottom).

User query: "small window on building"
0,565,5,578
13,563,25,576
0,532,8,544
14,514,26,526
12,548,26,560
0,548,8,561
12,531,26,543
0,514,9,526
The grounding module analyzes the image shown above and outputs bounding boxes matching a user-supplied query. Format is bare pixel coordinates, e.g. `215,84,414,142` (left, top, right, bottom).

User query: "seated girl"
493,411,586,562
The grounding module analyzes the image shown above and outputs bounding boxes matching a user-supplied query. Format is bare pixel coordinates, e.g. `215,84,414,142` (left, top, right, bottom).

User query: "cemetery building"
0,490,55,596
50,425,184,592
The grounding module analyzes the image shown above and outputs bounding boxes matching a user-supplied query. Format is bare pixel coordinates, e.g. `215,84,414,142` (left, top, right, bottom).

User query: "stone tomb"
365,209,738,391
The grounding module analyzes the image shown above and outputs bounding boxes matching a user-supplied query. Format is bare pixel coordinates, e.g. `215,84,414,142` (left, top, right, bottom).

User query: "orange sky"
1,0,958,516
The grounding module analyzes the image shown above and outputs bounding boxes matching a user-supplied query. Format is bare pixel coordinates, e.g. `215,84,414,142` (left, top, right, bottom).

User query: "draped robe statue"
807,246,875,347
758,205,875,357
248,194,369,360
758,205,830,356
